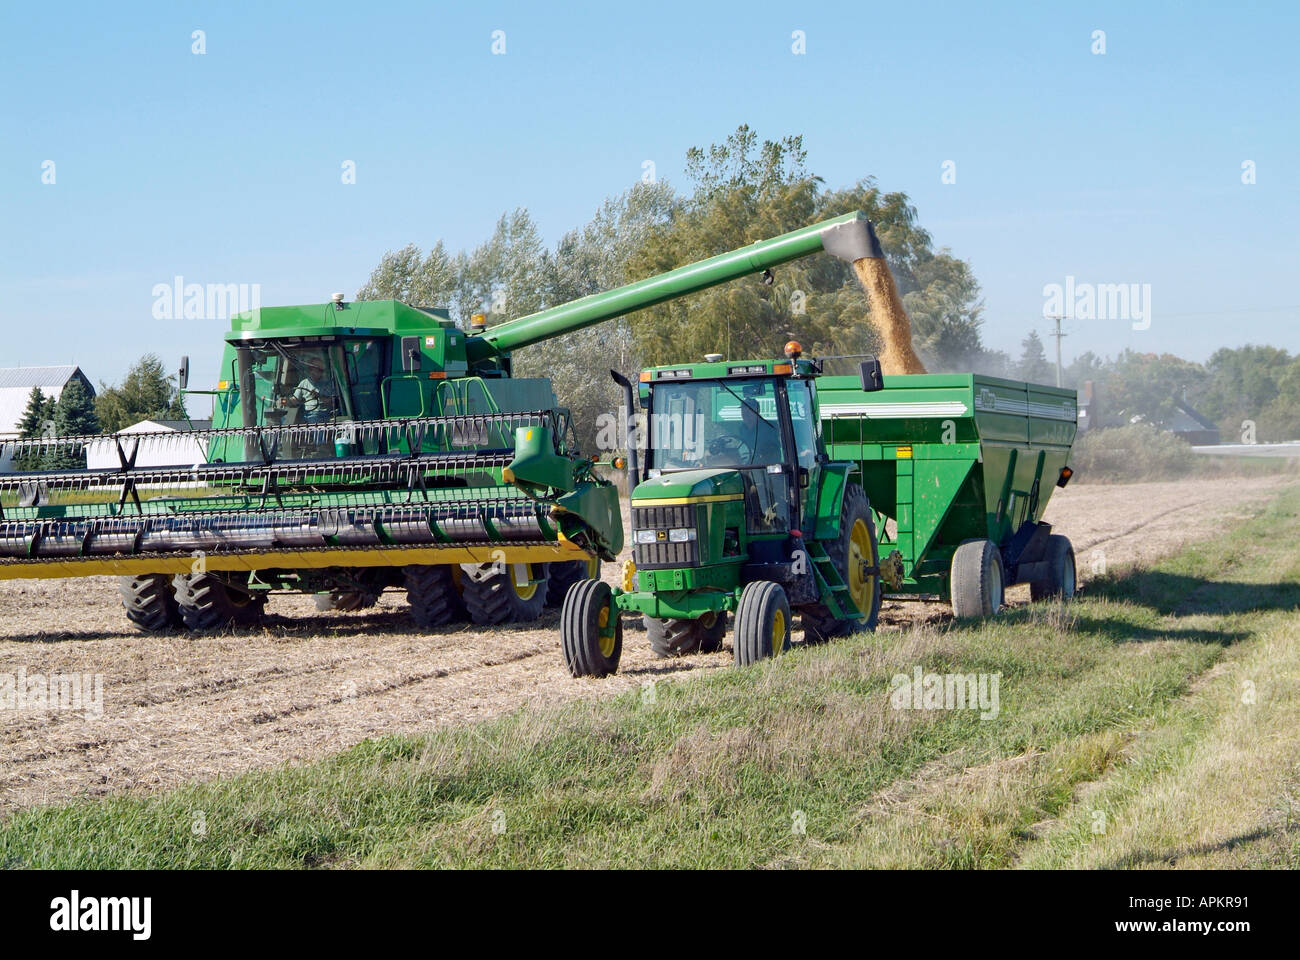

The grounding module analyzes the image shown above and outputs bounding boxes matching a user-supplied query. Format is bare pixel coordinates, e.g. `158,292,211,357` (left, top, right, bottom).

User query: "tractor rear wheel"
950,539,1005,618
545,558,600,608
402,565,463,627
733,581,791,667
461,562,549,625
119,574,182,632
172,572,266,631
561,579,622,678
1030,535,1077,601
800,482,881,642
646,611,726,657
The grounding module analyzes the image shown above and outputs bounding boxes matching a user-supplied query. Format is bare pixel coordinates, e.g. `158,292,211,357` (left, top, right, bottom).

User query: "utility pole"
1046,315,1067,387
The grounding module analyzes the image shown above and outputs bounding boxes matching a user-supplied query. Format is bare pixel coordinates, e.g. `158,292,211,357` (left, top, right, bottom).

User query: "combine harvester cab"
564,355,1078,678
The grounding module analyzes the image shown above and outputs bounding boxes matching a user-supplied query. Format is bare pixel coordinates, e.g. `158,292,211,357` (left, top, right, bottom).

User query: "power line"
1045,315,1068,387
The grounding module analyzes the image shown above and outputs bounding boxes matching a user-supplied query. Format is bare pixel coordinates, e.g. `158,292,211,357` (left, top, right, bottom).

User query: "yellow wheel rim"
771,608,786,655
848,518,876,620
597,601,615,657
510,563,539,601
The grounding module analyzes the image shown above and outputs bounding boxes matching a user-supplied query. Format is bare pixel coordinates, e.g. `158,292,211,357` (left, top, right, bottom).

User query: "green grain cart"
561,352,1078,678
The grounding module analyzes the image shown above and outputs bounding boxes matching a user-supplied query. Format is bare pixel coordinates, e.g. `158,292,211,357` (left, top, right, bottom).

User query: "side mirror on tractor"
859,356,884,392
178,356,190,391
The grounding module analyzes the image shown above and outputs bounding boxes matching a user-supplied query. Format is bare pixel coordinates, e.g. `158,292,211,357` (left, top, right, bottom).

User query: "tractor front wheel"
561,579,622,678
950,539,1005,618
119,574,182,632
1030,535,1077,601
646,611,726,657
172,572,266,631
733,581,791,667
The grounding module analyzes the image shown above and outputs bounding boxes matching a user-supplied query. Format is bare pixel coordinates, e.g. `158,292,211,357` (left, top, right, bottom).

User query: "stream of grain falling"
851,257,928,375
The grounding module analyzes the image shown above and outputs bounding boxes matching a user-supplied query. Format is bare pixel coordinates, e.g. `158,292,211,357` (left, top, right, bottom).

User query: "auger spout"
466,211,882,360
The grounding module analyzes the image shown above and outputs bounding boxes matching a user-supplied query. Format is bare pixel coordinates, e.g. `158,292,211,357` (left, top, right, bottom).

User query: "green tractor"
562,348,1079,678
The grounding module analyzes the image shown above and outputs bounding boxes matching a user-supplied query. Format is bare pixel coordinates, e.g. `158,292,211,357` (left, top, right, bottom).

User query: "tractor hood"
632,469,745,502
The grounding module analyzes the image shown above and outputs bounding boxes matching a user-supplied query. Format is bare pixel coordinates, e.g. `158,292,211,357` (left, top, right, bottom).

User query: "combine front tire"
119,574,182,632
646,612,726,657
733,581,790,667
950,539,1004,618
561,579,622,678
172,572,266,631
545,558,600,608
1030,535,1077,601
403,565,463,627
462,562,549,625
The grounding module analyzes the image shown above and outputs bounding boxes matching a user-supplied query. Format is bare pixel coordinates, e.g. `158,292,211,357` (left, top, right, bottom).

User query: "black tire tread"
461,563,549,625
561,579,622,678
646,612,726,658
733,580,790,667
172,572,266,631
119,574,182,632
402,565,463,627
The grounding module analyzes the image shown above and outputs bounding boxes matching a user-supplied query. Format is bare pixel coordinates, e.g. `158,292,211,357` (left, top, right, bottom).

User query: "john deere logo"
656,530,667,541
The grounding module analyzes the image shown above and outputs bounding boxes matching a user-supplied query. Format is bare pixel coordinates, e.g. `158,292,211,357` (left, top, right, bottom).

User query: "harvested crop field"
0,474,1291,815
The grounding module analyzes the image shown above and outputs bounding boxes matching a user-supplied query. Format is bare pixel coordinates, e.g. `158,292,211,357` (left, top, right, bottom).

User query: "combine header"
0,212,879,632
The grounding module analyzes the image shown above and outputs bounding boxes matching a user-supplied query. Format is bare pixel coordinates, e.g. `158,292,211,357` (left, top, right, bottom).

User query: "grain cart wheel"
461,562,549,625
950,540,1005,619
1030,535,1077,601
801,483,882,643
403,564,464,627
646,611,727,658
545,557,600,608
561,579,622,678
733,581,791,667
118,574,182,632
172,572,266,631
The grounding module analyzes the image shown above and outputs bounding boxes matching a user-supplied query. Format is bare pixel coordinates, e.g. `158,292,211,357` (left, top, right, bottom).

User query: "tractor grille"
631,504,699,569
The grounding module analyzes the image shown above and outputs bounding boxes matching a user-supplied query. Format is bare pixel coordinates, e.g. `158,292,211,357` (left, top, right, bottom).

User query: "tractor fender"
810,461,853,542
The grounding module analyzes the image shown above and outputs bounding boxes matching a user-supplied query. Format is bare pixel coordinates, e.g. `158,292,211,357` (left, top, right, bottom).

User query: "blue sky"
2,0,1297,390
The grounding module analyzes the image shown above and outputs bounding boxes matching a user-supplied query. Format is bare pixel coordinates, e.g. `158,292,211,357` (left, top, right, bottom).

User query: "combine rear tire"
403,565,463,627
119,574,182,632
800,483,881,642
545,558,599,608
462,562,548,625
733,581,790,667
561,579,622,678
172,572,266,631
950,539,1004,618
646,612,726,657
1030,535,1077,601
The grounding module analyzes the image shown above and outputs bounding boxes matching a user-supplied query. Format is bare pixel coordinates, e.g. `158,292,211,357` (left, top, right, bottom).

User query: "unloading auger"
0,212,879,632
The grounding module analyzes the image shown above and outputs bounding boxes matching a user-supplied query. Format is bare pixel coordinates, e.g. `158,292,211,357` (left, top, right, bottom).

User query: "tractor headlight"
668,527,696,543
634,529,657,544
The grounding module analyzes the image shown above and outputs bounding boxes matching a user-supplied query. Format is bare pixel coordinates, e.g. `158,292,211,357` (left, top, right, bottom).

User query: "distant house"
1166,402,1220,446
0,365,96,471
85,419,213,471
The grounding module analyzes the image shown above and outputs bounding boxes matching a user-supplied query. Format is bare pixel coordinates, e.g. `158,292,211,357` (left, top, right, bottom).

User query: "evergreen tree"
1016,331,1054,384
50,379,100,470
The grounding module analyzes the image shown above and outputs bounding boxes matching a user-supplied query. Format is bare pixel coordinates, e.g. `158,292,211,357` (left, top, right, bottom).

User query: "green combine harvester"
0,212,883,633
560,337,1078,677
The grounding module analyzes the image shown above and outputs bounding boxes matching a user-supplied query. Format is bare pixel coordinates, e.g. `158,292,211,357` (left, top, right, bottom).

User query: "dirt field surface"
1,474,1292,814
